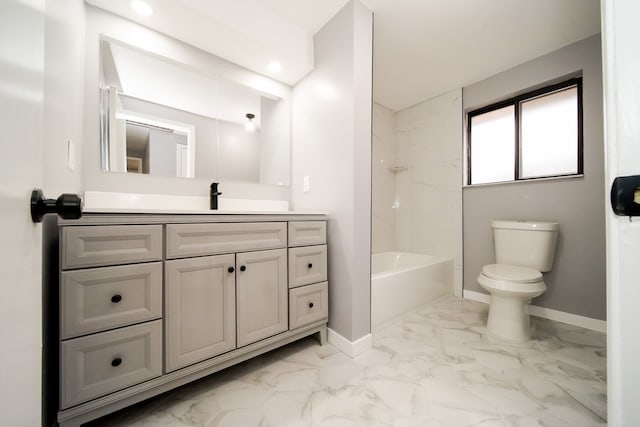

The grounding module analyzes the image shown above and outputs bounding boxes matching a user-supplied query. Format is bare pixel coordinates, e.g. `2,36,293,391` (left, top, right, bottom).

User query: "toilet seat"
482,264,542,282
478,264,546,296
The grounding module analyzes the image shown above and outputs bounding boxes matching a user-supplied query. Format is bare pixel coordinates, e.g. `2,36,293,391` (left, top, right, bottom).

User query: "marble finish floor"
88,297,606,426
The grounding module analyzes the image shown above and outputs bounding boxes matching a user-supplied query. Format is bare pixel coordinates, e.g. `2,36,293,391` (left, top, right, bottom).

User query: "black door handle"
611,175,640,216
30,189,82,223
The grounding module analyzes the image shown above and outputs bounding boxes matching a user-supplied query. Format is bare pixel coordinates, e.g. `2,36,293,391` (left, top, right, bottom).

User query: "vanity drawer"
288,245,328,288
62,225,162,269
61,262,163,339
166,222,287,258
288,221,326,247
289,282,328,329
60,320,162,409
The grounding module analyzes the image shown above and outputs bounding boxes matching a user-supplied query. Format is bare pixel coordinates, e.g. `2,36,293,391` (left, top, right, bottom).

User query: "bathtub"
371,252,453,328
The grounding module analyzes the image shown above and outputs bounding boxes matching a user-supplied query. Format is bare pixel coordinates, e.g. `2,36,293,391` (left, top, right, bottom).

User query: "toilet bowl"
478,264,546,341
477,220,559,342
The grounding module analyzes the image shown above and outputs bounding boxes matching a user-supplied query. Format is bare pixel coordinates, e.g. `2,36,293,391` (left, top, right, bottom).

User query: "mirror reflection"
99,38,290,186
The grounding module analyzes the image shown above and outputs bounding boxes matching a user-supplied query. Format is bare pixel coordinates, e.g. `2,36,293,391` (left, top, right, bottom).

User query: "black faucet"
210,182,222,210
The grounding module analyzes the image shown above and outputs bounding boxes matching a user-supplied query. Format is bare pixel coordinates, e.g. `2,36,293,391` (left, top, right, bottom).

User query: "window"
467,78,582,185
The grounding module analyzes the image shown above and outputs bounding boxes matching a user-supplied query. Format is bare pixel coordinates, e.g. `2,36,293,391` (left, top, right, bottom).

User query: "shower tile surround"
372,91,463,293
87,297,606,426
372,103,397,253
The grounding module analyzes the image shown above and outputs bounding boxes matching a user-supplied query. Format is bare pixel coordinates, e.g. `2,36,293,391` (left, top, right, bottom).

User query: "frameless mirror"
99,38,290,186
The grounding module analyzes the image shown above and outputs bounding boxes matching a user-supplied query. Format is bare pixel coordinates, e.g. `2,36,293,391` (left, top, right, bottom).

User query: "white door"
0,0,45,426
602,0,640,425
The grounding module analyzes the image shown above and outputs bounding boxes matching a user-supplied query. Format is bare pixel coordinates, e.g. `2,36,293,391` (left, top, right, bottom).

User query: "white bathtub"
371,252,453,328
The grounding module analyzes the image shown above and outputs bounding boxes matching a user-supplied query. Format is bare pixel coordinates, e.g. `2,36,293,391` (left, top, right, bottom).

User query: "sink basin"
82,191,291,214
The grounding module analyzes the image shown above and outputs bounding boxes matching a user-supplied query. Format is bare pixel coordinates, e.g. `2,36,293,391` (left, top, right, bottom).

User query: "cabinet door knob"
111,357,122,367
307,263,313,269
308,302,314,308
111,294,122,303
228,266,235,273
240,265,246,272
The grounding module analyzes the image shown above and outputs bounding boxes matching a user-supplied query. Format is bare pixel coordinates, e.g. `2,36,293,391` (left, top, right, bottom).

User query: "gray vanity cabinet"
164,254,236,372
54,215,328,427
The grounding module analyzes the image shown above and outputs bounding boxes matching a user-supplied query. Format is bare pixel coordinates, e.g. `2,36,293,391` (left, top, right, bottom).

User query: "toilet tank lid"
492,220,559,231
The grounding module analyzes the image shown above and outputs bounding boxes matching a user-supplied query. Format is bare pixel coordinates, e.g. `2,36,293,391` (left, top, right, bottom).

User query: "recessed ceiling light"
268,61,282,73
131,0,153,16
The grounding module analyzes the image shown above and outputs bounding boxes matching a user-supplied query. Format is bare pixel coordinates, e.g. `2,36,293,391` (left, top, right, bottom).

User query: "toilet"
477,220,559,342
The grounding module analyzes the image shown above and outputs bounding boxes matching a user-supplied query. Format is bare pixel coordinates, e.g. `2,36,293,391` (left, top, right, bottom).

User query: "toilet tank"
492,220,559,272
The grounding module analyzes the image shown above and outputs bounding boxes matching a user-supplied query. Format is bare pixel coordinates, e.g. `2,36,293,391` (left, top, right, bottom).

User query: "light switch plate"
67,139,75,171
303,176,310,193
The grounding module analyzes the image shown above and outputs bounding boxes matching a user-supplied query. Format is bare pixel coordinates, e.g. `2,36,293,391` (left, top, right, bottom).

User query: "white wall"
43,3,87,424
291,0,373,342
217,120,260,183
260,96,291,186
43,0,85,196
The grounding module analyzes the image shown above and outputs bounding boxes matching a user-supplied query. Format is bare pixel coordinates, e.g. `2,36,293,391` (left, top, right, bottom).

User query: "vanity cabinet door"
236,249,288,347
165,254,236,372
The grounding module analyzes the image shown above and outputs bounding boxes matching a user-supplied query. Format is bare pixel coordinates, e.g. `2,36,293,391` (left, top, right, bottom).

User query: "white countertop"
82,207,328,215
82,191,328,216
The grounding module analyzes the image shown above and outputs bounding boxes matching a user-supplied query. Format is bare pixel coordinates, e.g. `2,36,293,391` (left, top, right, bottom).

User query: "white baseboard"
463,289,491,304
327,328,372,358
463,289,606,333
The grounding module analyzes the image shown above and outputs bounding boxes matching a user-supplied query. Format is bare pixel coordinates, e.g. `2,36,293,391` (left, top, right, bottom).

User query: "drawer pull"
111,294,122,303
308,302,314,308
240,265,246,272
228,266,235,273
111,357,122,367
307,263,313,269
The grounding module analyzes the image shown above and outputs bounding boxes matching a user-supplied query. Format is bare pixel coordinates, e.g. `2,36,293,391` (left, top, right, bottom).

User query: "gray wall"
291,0,373,341
463,35,606,320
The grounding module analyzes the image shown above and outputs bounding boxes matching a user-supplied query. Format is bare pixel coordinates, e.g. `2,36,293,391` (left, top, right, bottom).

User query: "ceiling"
85,0,601,112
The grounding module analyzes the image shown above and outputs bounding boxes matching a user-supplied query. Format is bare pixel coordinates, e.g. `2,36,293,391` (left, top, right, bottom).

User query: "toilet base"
477,270,546,343
486,293,534,342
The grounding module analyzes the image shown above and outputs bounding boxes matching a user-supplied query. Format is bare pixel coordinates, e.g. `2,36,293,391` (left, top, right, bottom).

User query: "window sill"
463,174,584,189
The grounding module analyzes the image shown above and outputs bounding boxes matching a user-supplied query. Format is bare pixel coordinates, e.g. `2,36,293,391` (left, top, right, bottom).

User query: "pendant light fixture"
245,113,256,133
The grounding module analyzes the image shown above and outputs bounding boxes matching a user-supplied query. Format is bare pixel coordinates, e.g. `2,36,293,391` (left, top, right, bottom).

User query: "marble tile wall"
372,102,397,253
394,89,464,293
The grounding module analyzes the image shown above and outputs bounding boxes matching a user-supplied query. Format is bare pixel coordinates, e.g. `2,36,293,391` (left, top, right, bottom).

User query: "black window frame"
466,77,583,185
